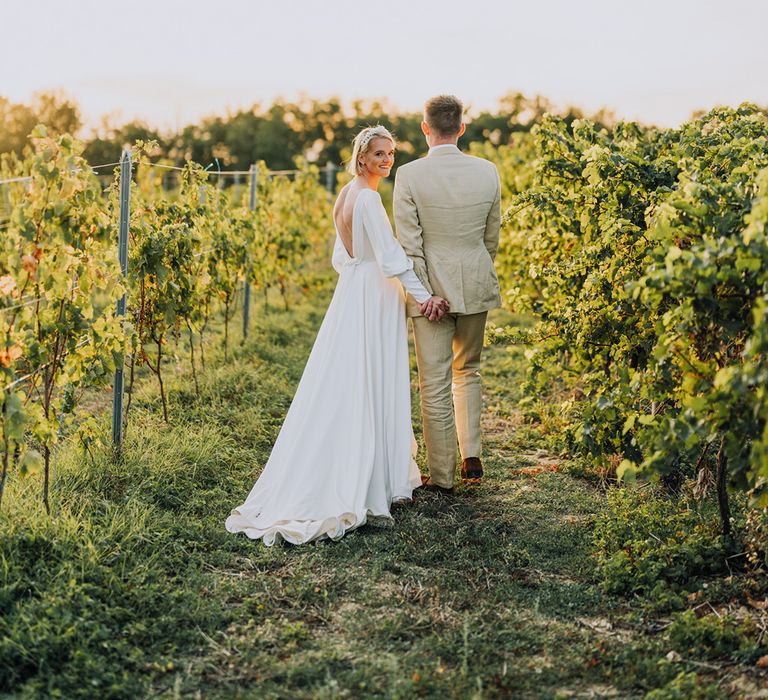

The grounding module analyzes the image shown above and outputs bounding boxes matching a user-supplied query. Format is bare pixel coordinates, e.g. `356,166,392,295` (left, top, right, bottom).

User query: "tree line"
1,91,616,172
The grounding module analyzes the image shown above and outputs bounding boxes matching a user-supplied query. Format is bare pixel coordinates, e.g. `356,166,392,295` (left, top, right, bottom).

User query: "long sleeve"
484,166,502,261
395,267,431,304
393,169,433,294
360,191,431,303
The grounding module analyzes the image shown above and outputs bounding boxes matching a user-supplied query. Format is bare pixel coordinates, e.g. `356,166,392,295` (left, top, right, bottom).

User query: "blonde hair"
347,125,395,176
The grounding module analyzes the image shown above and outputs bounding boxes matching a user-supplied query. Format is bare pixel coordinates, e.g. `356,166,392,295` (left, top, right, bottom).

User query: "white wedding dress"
225,188,431,545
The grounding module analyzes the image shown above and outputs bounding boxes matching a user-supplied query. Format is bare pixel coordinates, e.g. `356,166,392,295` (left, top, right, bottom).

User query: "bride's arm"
360,192,432,304
396,267,432,304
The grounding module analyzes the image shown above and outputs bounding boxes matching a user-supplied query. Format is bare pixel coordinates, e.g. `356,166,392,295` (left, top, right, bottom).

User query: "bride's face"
360,137,395,177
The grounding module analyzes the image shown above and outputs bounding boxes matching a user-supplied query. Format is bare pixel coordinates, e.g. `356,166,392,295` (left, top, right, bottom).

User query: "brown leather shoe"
461,457,483,484
420,474,454,495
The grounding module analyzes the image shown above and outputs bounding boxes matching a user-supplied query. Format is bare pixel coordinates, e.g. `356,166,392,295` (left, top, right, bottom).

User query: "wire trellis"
0,284,81,316
0,150,338,448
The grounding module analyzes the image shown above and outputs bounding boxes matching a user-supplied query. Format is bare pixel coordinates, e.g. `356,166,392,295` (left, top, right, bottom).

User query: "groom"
394,94,502,494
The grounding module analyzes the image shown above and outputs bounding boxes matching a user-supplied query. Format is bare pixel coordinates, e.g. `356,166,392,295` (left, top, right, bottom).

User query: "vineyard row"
0,128,335,512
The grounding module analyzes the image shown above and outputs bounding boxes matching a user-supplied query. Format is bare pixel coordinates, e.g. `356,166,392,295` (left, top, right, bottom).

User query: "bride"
225,126,449,545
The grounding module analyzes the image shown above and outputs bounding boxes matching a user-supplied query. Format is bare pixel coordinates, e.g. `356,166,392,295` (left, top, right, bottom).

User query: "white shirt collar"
427,143,460,155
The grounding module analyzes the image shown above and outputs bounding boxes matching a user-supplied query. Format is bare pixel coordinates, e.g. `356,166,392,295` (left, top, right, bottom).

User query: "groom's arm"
394,168,433,294
483,167,502,261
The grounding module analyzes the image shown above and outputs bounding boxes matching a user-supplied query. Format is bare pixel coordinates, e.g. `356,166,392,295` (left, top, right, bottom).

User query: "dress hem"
225,492,417,546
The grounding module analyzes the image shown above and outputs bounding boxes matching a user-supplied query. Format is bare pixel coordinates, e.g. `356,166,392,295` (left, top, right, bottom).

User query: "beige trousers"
411,311,488,488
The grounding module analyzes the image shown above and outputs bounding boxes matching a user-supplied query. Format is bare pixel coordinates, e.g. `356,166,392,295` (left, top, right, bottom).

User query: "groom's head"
422,95,466,146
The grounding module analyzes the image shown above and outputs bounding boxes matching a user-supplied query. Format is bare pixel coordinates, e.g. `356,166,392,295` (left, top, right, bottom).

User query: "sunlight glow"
2,0,767,131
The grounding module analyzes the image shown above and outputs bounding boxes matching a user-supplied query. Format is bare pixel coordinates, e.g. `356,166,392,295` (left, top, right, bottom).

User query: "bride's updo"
347,125,395,176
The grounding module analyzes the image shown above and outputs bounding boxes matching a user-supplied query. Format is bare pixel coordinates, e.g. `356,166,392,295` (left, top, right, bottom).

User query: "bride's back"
333,185,364,258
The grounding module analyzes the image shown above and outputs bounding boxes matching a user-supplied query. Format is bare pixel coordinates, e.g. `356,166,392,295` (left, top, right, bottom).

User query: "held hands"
419,295,450,322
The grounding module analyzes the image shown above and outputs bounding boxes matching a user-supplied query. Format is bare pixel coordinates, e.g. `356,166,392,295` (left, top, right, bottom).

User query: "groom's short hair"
424,95,464,137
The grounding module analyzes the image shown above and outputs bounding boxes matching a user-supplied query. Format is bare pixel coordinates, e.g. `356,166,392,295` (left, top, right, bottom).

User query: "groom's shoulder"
463,152,498,172
461,154,500,186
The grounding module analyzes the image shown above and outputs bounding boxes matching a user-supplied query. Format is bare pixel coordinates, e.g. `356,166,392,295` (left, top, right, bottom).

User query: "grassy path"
4,299,758,698
145,305,648,699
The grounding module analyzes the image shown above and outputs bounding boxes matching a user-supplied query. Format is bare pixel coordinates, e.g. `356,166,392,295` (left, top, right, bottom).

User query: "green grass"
1,293,765,698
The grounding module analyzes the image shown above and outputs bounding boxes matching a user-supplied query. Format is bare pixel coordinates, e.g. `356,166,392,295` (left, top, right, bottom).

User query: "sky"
3,0,768,133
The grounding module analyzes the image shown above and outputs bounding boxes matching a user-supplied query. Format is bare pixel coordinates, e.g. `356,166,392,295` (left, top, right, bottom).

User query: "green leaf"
616,459,637,484
735,256,762,273
19,448,43,477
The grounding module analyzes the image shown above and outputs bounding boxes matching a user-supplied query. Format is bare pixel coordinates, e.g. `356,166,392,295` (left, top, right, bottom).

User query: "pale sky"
3,0,767,133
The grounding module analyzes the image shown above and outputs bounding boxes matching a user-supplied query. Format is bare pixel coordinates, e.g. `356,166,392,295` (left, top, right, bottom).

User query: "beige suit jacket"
393,145,502,317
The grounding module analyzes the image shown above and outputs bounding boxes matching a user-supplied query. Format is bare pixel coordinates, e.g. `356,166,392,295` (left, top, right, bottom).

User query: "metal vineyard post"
112,149,131,447
242,163,257,341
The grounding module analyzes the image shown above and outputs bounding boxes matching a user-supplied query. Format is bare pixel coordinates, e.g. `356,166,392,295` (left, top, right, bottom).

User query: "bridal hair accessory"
357,128,380,150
